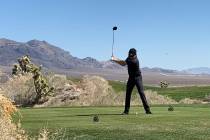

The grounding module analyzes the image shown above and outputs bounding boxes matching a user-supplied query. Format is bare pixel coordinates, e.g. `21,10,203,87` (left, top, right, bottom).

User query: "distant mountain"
2,38,210,85
183,67,210,75
4,38,206,76
0,38,124,70
142,67,178,73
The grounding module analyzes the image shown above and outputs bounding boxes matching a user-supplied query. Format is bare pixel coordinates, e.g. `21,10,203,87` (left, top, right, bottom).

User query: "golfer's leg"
135,76,150,112
124,78,135,113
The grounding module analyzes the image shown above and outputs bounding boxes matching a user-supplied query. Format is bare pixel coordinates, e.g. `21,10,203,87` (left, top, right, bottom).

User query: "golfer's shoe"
146,110,152,114
121,112,129,115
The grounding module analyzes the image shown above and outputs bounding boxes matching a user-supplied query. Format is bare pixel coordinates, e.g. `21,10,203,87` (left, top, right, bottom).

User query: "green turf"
109,81,210,101
16,105,210,140
144,86,210,101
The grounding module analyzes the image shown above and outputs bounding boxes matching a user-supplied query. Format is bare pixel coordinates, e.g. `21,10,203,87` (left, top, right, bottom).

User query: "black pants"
124,75,150,113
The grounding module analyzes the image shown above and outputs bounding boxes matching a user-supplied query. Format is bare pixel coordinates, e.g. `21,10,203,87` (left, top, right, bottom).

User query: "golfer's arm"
112,59,127,66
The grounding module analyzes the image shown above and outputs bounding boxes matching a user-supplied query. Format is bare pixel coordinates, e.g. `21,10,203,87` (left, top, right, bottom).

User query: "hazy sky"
0,0,209,70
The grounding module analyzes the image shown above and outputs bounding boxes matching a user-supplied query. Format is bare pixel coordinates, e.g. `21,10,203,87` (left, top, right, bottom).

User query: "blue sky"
0,0,209,70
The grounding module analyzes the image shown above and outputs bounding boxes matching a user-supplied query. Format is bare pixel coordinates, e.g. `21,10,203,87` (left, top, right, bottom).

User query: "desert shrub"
0,93,28,140
179,98,203,104
160,81,169,88
168,105,174,111
37,127,67,140
10,55,54,106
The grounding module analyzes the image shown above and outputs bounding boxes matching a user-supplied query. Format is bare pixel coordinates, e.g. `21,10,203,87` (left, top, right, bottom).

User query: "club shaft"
112,30,114,57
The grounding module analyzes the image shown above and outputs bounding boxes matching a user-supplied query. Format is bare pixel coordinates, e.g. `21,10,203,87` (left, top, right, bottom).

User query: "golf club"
112,26,118,57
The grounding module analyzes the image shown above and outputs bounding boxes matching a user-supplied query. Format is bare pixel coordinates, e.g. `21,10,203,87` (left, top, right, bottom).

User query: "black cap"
129,48,136,57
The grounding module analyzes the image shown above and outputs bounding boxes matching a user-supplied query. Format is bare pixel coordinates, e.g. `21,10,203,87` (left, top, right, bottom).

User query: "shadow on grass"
76,113,122,116
58,113,139,118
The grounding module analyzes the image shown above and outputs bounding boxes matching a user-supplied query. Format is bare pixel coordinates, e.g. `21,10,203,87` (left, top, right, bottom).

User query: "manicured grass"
144,86,210,101
17,106,210,140
109,81,210,101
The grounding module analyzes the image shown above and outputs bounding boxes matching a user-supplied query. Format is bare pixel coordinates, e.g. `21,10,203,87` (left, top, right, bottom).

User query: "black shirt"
125,57,141,78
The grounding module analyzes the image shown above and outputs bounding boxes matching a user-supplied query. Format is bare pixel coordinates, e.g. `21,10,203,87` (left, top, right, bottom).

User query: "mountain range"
0,38,123,70
0,38,209,75
183,67,210,75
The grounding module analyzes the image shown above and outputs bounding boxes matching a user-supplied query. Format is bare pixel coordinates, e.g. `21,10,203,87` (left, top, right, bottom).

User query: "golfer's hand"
111,56,117,61
111,56,114,61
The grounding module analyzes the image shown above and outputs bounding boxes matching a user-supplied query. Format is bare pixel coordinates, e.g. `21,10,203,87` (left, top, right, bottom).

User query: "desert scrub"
0,93,27,140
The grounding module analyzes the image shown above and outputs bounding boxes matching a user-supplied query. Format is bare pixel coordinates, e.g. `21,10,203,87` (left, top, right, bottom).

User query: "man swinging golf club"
111,26,151,115
111,49,152,115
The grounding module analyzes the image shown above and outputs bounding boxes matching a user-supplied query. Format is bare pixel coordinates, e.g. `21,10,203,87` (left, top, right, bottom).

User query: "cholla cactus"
12,55,54,105
32,66,54,104
17,55,31,73
160,81,169,88
12,64,21,75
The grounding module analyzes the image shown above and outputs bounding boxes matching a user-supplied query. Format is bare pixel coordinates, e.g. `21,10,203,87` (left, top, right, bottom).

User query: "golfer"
111,48,152,115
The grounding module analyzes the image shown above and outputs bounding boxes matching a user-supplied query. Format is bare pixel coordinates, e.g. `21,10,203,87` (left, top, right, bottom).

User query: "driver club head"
113,26,117,31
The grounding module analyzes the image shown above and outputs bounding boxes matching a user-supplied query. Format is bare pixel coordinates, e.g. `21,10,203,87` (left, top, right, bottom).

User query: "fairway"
18,105,210,140
109,80,210,101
